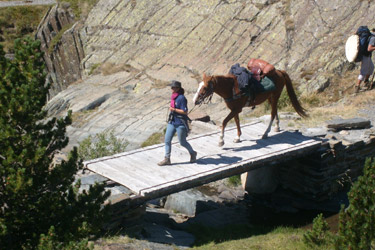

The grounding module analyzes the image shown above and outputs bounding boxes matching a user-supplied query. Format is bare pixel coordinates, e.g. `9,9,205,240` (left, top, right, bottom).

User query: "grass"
48,23,73,53
88,62,101,75
0,1,100,54
0,5,51,53
95,235,134,246
189,226,334,249
100,62,139,76
97,226,335,249
141,132,164,147
71,109,95,128
187,223,270,247
57,0,99,19
186,225,334,249
94,210,341,249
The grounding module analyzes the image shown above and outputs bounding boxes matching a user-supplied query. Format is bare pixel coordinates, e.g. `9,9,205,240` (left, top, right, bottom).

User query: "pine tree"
0,37,111,249
303,213,330,246
335,157,375,249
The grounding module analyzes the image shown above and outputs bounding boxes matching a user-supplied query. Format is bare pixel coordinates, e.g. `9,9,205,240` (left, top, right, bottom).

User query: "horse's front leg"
219,110,237,147
233,113,241,143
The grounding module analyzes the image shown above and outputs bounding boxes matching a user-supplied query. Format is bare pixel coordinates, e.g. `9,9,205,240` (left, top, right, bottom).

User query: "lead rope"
188,104,197,115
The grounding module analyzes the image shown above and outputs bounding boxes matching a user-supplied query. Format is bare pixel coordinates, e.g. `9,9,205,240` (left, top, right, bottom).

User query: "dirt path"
0,0,56,8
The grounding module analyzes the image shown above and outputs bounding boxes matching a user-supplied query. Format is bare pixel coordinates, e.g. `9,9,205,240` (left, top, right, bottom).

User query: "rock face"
43,0,375,149
36,4,83,97
45,0,375,93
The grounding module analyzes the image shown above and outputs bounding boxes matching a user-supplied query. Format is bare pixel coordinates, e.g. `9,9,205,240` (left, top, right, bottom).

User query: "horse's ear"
203,72,206,79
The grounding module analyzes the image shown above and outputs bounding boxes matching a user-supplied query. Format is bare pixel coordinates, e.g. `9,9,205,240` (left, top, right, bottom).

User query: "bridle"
196,78,215,106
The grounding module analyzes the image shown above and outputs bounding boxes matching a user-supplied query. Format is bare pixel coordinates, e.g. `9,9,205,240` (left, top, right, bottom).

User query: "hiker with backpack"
354,26,375,93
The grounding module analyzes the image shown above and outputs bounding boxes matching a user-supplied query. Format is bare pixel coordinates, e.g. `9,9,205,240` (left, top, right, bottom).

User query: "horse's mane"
210,74,236,86
212,74,235,80
211,75,236,91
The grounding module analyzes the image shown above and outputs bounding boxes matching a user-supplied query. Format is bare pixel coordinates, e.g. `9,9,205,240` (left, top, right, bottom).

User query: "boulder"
164,189,218,217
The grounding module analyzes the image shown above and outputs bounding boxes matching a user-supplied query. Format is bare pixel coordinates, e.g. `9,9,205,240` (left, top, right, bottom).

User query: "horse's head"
193,73,215,105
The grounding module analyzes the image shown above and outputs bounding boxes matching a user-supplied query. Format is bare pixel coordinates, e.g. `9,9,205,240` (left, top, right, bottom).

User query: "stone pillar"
241,165,279,194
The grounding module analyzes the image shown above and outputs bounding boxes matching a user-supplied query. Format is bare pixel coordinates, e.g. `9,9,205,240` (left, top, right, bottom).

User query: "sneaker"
158,157,171,166
190,151,197,163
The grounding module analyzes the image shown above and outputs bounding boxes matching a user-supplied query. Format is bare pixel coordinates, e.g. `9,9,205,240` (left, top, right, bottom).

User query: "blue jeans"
164,123,194,158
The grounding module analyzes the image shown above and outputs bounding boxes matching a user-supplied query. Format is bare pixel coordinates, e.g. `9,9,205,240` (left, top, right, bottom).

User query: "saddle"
247,58,276,80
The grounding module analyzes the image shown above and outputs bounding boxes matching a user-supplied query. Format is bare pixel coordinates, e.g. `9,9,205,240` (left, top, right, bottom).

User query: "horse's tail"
280,70,308,118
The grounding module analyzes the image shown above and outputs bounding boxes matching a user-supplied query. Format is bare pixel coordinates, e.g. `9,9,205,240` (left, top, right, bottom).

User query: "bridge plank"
86,162,148,192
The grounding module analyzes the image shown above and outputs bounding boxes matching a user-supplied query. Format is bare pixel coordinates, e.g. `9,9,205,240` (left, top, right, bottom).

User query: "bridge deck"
84,122,322,203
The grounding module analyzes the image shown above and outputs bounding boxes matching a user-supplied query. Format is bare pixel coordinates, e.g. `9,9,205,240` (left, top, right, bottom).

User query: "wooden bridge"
84,121,322,205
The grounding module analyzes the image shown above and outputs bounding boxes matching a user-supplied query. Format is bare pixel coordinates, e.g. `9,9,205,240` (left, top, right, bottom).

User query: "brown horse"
193,70,307,147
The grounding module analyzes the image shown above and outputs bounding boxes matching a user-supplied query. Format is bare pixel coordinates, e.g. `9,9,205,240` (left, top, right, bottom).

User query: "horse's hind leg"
262,116,274,139
233,113,241,143
219,127,225,147
274,113,280,132
262,98,279,139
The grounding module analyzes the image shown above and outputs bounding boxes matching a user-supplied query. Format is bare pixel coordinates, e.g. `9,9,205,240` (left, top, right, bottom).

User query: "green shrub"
78,130,128,160
262,88,293,111
277,88,290,110
88,63,101,75
37,226,93,250
227,175,241,187
335,157,375,249
303,213,331,246
277,88,305,111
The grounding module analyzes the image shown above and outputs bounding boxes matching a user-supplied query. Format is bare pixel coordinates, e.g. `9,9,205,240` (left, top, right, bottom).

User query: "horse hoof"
218,141,224,147
274,128,280,132
261,134,268,139
233,138,241,143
